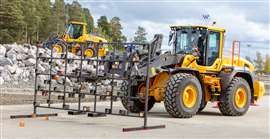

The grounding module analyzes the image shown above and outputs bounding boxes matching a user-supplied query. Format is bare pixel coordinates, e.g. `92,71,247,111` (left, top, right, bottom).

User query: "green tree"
82,8,94,32
67,1,83,22
254,52,265,73
0,0,125,44
51,0,66,34
109,17,126,42
21,0,42,43
264,54,270,73
36,0,52,41
0,0,25,43
97,16,110,36
133,26,147,43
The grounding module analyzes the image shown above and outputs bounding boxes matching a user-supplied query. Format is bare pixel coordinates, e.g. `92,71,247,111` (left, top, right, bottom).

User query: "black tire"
164,73,202,118
120,81,155,113
219,77,251,116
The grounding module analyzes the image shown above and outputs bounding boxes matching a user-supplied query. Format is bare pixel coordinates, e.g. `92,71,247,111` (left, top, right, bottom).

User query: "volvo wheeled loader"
44,21,108,58
120,25,265,118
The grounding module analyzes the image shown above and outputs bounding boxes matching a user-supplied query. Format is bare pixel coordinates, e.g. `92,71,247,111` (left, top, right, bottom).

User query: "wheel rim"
182,84,197,108
84,48,94,58
52,44,62,53
234,87,247,108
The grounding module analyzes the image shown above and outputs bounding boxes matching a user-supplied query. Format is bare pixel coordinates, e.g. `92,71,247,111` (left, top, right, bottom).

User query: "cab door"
197,30,223,72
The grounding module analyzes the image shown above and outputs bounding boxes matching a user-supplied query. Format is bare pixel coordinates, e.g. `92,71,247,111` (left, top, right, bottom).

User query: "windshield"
175,30,199,54
66,24,83,39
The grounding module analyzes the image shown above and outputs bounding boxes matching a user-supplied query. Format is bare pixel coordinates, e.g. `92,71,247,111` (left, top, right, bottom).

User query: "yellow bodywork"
146,25,264,104
62,21,108,57
149,72,170,102
254,80,265,101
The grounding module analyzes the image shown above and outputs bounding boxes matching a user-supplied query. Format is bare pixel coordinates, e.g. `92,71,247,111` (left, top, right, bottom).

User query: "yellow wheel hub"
182,85,197,108
84,48,94,58
234,87,247,108
52,44,62,53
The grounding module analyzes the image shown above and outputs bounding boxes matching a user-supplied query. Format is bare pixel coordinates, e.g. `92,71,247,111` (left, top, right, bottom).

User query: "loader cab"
64,21,87,41
169,26,225,68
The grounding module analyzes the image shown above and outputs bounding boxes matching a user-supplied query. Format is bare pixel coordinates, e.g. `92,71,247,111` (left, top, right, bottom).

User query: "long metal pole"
63,43,68,108
110,42,117,113
33,44,40,114
144,44,151,127
78,43,84,111
48,43,54,107
94,42,99,112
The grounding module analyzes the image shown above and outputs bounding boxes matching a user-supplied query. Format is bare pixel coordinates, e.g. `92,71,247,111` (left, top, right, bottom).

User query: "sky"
65,0,270,59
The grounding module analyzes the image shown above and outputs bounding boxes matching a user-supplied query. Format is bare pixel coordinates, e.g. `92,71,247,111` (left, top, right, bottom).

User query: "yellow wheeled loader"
120,25,265,118
46,21,108,58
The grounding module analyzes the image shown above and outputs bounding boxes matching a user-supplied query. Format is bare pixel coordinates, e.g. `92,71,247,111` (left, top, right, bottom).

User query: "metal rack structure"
10,41,165,132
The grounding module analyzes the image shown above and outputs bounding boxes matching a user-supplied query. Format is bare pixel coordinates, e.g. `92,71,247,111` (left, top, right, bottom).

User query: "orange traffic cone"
19,119,25,128
44,116,49,120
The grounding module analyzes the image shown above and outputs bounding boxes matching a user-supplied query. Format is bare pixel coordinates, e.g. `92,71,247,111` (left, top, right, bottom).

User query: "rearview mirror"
168,30,176,46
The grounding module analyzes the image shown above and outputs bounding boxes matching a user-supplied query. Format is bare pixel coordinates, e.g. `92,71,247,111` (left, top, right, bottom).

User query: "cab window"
176,32,188,53
206,31,220,66
67,24,83,39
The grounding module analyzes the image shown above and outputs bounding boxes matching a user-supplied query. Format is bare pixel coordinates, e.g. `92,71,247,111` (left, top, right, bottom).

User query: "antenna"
202,14,210,26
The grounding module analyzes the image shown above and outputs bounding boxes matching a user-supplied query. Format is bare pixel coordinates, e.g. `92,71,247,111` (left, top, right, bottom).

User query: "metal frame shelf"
10,41,165,132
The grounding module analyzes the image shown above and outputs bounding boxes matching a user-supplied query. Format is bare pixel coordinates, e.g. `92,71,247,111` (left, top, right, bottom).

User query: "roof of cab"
170,25,225,32
69,21,87,26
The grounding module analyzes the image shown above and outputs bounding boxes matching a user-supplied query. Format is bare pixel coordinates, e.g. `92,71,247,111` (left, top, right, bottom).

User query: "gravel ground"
0,88,109,105
2,96,269,139
0,94,98,105
1,82,269,105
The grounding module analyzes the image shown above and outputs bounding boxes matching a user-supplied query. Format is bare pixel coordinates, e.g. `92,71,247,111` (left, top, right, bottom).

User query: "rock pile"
0,43,37,87
0,43,116,95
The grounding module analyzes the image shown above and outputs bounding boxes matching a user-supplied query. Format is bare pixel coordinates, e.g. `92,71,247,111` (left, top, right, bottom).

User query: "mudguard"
218,66,255,100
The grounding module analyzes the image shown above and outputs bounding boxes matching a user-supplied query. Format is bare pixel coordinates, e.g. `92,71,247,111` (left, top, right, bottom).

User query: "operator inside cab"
169,27,220,66
66,23,83,39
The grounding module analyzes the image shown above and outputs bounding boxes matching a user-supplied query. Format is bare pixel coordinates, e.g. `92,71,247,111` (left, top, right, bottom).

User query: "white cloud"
98,4,108,10
77,0,269,56
208,6,269,42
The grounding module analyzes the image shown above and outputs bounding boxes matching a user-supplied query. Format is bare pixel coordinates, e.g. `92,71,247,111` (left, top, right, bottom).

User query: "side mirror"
168,31,173,44
168,30,176,46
